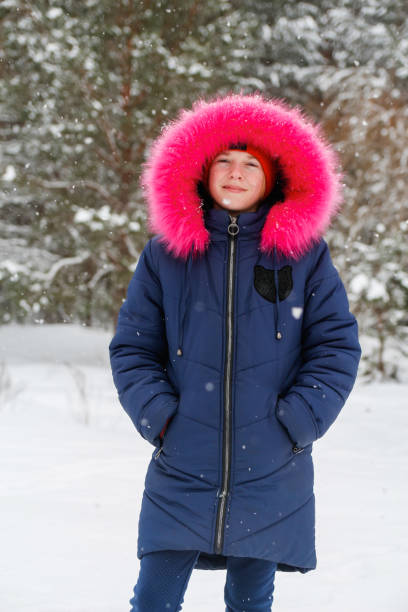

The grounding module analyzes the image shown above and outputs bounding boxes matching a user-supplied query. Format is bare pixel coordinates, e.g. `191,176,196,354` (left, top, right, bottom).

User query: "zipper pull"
154,446,163,460
227,215,239,236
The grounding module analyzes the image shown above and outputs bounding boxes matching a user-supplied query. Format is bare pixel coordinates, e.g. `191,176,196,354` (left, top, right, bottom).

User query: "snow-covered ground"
0,324,407,611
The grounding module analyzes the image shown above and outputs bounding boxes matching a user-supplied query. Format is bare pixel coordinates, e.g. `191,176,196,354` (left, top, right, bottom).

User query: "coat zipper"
214,214,239,555
154,446,163,459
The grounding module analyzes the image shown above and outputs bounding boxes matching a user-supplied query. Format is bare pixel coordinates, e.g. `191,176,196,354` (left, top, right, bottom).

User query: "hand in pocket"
159,417,171,440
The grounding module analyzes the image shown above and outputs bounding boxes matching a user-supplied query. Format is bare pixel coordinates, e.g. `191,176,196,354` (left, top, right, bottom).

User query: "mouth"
223,185,246,192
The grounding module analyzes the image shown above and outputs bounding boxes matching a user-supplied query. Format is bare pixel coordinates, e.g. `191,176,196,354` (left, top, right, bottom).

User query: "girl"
109,93,361,611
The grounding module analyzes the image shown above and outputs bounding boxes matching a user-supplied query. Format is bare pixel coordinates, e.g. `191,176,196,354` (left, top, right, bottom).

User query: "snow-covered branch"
31,178,123,210
88,263,115,290
124,234,140,261
35,251,91,286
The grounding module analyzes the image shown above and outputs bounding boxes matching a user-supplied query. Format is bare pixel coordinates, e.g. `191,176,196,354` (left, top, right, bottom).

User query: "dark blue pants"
129,550,277,611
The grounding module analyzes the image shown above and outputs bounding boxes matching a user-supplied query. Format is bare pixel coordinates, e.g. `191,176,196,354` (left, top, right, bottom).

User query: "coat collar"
203,200,273,241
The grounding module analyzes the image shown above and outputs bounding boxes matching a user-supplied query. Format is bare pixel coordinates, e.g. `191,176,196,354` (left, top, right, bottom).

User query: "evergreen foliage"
1,0,407,378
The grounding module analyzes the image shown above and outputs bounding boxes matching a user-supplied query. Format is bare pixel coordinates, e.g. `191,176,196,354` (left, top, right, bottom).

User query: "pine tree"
1,0,407,377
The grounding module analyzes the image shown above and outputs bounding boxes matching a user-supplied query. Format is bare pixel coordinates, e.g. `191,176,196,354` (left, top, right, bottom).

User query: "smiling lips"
223,185,247,192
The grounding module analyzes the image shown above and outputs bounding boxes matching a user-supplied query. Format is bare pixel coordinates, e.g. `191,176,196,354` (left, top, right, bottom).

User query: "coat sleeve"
109,239,178,447
275,240,361,450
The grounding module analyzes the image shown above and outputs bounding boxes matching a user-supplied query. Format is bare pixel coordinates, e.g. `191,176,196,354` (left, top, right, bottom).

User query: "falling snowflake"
291,306,303,319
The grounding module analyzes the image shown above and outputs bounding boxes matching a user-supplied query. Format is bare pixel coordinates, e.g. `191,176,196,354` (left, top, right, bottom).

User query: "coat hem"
194,551,315,573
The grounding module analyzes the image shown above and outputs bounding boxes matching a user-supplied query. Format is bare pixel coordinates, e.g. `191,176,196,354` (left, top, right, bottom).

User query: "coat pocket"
154,412,177,459
274,396,305,455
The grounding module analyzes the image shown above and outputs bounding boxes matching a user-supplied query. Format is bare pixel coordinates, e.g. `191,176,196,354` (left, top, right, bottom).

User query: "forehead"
214,149,257,160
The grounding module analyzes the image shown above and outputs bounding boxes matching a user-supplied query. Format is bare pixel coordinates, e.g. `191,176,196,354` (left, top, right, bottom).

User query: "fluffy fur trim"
141,93,342,259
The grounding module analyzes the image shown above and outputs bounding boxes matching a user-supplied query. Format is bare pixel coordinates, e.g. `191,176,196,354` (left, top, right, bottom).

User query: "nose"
229,163,243,179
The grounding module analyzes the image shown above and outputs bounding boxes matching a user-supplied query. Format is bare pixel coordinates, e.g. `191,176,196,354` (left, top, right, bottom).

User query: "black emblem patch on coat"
254,265,293,303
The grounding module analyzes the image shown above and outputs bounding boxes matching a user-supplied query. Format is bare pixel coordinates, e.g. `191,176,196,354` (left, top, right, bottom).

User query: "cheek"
208,167,223,190
253,173,265,194
207,173,218,199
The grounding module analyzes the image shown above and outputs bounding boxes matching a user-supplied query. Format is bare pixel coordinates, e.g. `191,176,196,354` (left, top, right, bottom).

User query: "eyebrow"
217,150,258,160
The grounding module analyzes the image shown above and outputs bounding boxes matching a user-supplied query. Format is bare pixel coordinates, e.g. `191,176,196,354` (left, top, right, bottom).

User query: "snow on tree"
1,0,407,377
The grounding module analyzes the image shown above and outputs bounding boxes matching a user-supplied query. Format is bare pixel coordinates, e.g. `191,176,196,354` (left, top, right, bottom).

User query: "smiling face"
207,149,267,213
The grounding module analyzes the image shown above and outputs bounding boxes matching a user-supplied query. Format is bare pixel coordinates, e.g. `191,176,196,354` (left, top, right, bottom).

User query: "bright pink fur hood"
141,93,342,260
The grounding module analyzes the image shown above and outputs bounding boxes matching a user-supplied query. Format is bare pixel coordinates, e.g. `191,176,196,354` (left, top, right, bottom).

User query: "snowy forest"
1,3,408,611
1,0,407,379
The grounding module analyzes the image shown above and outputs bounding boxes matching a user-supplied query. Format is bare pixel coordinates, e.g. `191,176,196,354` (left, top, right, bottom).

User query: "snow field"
0,325,407,611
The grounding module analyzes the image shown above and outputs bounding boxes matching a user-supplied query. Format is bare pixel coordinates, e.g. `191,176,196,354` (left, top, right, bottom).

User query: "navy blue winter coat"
109,94,361,573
